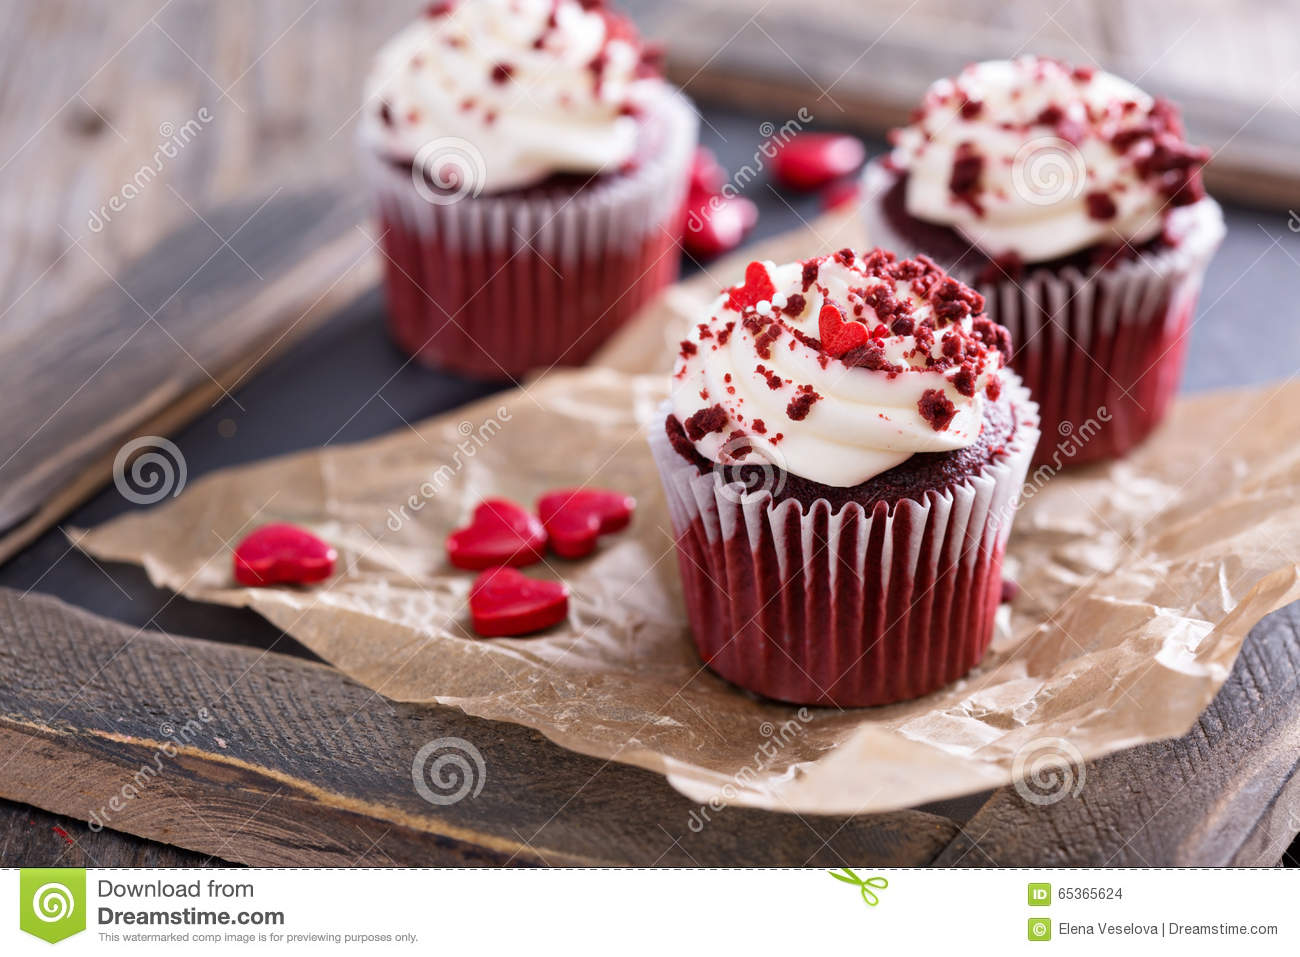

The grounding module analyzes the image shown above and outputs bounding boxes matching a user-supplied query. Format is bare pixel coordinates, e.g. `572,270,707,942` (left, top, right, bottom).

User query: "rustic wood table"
2,0,1299,867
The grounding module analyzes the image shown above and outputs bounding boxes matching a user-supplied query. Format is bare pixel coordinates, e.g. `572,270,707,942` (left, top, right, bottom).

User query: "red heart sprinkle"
233,523,337,587
446,499,547,570
682,194,758,260
725,260,777,312
688,146,727,198
537,487,636,560
772,133,867,191
818,301,870,357
469,567,569,637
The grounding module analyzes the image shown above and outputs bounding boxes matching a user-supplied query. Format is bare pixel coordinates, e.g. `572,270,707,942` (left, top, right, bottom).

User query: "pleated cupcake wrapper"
360,89,698,379
861,161,1224,465
647,380,1040,707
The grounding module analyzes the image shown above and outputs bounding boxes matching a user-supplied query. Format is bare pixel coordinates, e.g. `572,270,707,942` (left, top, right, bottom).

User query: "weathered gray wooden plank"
0,185,375,553
0,588,956,867
932,604,1300,866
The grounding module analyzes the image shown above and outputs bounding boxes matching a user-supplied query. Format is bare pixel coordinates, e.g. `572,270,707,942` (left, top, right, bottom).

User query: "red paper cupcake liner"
647,380,1040,707
861,162,1224,466
362,89,697,379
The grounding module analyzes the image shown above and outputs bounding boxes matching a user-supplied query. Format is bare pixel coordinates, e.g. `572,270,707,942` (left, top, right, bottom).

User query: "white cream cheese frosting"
888,57,1211,262
670,249,1012,487
360,0,660,194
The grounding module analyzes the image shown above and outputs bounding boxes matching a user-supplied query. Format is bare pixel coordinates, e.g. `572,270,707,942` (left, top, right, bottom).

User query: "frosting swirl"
361,0,660,193
670,249,1012,487
888,57,1210,262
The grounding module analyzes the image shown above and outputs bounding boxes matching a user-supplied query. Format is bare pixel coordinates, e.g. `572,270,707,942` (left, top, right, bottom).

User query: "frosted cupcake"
647,249,1039,707
861,57,1223,465
360,0,697,378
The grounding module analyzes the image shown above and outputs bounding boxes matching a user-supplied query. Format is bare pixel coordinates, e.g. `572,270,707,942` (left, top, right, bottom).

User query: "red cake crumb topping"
753,324,782,360
949,142,984,212
1086,191,1117,220
786,389,821,421
918,389,957,430
725,429,752,458
491,62,515,84
684,404,728,441
841,342,901,373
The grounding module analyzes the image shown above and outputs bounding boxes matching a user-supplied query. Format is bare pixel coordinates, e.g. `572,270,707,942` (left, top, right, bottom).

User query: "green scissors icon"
828,868,889,906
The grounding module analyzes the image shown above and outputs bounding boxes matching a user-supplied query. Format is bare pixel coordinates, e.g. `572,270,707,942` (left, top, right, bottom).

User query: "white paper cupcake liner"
647,378,1040,706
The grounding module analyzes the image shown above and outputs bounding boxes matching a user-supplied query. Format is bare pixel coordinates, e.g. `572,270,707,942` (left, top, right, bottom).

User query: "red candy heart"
683,193,758,260
233,523,337,587
772,133,867,191
688,146,727,198
820,178,862,212
446,499,547,570
469,567,569,637
818,301,870,357
537,487,636,559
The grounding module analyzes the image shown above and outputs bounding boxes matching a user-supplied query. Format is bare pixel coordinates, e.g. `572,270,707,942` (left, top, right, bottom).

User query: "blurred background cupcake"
359,0,697,379
861,57,1224,465
647,249,1040,707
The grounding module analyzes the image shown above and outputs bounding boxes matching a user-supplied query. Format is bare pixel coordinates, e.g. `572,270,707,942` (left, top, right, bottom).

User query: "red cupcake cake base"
362,91,696,380
649,382,1039,708
376,206,685,378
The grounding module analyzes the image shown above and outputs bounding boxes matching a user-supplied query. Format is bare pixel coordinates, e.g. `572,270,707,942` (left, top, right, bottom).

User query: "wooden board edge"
0,719,593,867
0,227,377,568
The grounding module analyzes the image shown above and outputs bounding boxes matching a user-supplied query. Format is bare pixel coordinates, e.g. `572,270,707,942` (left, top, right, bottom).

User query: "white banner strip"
3,868,1295,954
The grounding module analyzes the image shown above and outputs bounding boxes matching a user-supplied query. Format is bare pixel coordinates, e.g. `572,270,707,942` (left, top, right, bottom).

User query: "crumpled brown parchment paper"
73,208,1300,814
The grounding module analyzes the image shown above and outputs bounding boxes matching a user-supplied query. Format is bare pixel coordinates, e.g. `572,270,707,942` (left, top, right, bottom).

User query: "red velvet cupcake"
360,0,697,379
861,57,1223,466
647,249,1039,707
